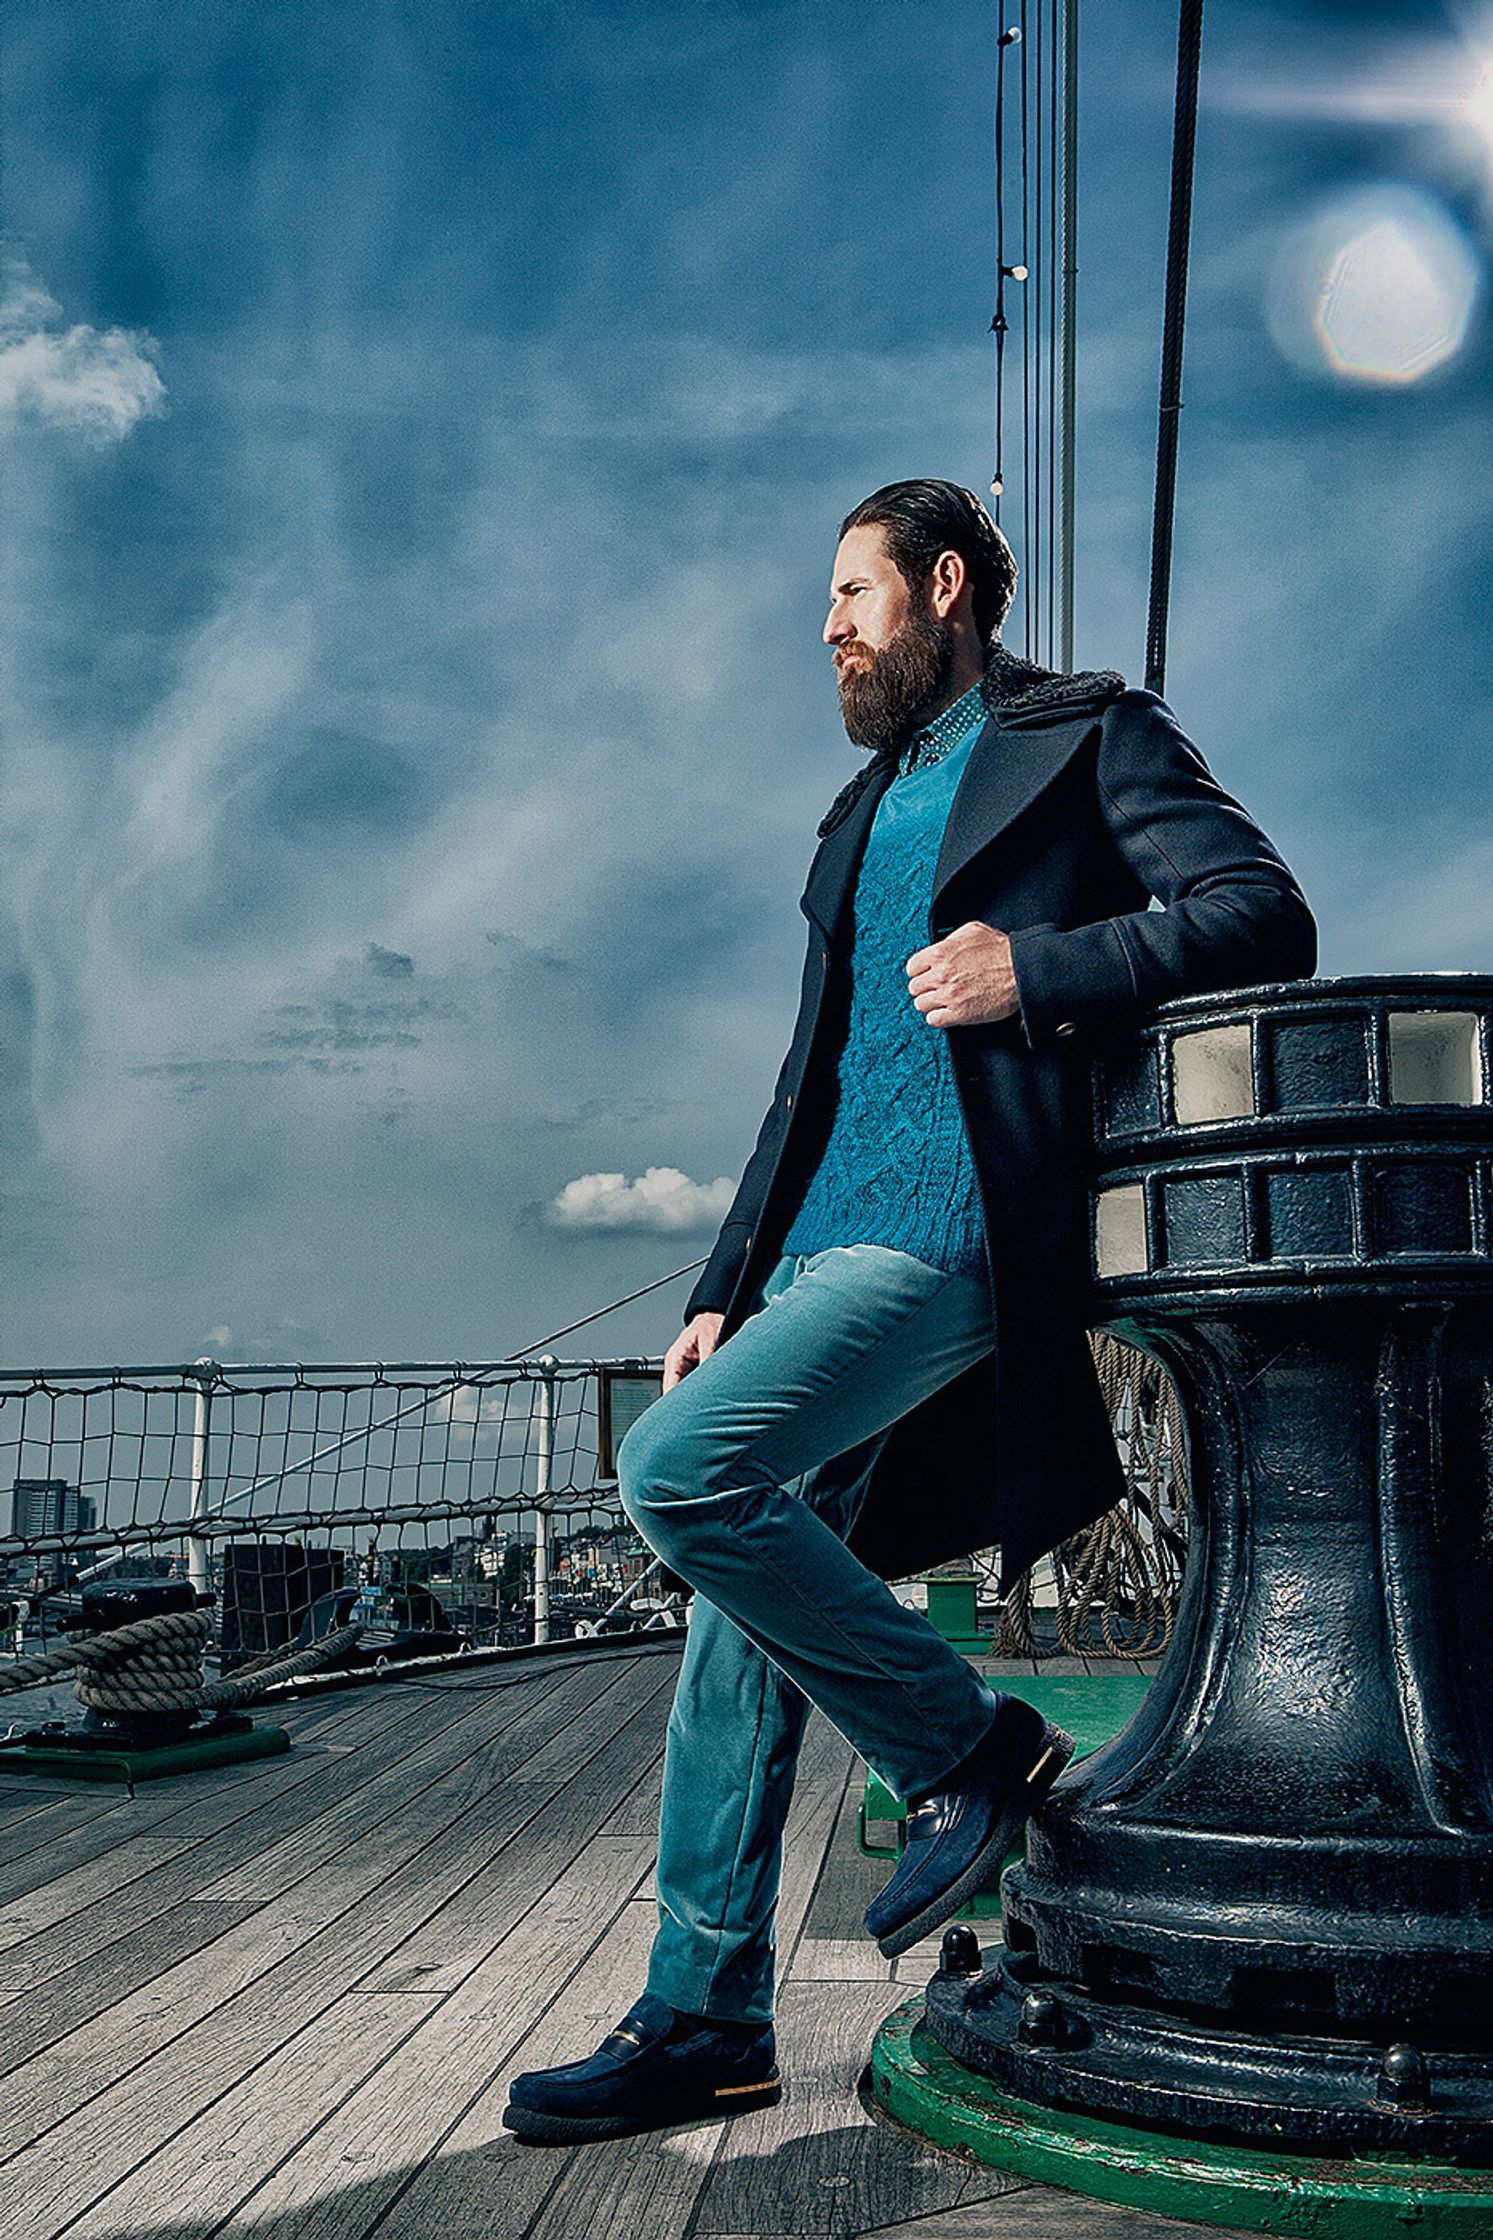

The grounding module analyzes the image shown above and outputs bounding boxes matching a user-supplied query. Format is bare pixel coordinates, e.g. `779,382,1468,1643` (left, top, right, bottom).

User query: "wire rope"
1146,0,1206,696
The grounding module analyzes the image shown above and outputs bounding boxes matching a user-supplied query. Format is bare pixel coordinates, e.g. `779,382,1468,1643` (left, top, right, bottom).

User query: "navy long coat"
682,675,1317,1589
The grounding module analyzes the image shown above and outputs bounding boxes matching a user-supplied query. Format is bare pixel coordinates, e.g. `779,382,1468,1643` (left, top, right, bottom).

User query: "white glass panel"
1387,1011,1481,1107
1171,1022,1255,1125
1095,1184,1148,1278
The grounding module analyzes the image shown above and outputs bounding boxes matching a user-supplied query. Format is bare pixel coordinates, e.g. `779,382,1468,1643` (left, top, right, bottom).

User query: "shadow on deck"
0,1639,1249,2239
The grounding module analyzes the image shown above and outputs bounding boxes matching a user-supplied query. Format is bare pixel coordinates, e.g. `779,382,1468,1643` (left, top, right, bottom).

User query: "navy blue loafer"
865,1700,1075,1960
502,1990,781,2144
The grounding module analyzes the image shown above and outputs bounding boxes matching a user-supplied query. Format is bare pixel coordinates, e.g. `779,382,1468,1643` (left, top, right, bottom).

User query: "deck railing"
0,1353,678,1665
0,1334,1189,1675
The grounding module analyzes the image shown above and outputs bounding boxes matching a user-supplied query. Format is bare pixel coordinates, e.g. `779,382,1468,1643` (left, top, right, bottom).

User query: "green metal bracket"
0,1725,291,1784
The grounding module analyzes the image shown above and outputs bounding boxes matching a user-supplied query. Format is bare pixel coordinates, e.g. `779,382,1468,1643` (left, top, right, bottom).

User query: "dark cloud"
366,942,415,978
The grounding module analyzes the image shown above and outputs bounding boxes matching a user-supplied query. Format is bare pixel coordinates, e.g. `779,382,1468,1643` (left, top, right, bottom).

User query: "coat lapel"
930,701,1109,915
800,696,1114,941
799,755,897,937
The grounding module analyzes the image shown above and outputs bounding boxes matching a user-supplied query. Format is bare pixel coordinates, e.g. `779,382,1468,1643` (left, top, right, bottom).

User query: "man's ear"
928,547,969,619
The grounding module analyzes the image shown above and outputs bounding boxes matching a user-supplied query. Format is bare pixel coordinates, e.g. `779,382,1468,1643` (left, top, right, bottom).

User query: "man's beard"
837,602,957,754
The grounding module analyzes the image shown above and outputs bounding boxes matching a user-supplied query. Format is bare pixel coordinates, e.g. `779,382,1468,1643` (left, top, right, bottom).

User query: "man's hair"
839,480,1018,646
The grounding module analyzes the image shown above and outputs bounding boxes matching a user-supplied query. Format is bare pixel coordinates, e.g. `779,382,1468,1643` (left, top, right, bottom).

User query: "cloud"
366,943,415,978
196,1316,328,1363
0,251,166,442
546,1165,736,1234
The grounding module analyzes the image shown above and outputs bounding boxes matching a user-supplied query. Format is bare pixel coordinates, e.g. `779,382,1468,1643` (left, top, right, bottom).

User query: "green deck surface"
859,1672,1154,1917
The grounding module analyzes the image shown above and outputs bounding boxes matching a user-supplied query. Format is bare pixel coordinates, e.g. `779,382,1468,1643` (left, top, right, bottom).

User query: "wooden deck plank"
595,1748,663,1838
0,1639,1214,2240
855,2188,1260,2238
0,1666,591,1997
205,1836,660,2240
516,1907,739,2240
0,1666,667,2114
370,1893,667,2240
360,1681,674,1995
368,1711,856,2240
0,1678,470,1922
689,1981,1012,2237
797,1782,891,1948
56,1989,443,2240
765,1712,855,1939
0,1784,131,1837
0,1659,680,2209
0,1657,608,1971
196,1656,654,1902
518,1716,862,2240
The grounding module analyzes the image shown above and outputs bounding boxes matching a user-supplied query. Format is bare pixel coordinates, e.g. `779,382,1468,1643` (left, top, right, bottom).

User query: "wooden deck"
0,1639,1252,2240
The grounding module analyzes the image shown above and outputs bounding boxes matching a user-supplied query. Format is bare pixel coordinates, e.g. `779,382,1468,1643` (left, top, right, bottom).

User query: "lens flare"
1266,183,1482,385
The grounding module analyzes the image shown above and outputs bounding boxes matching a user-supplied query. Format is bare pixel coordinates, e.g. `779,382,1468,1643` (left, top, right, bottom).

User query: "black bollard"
923,976,1493,2156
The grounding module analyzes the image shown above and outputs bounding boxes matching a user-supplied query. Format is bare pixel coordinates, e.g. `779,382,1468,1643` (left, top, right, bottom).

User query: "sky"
1,0,1491,1371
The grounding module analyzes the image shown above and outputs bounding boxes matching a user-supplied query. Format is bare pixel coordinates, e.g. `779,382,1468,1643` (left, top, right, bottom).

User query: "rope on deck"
0,1609,361,1712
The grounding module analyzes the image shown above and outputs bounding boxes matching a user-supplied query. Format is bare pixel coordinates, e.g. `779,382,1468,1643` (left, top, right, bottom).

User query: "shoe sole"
501,2073,782,2144
872,1726,1076,1962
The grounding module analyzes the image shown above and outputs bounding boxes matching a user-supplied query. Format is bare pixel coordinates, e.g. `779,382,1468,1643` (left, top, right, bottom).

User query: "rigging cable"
1058,0,1078,670
1047,0,1056,667
1018,0,1034,657
1145,0,1206,696
990,21,1020,519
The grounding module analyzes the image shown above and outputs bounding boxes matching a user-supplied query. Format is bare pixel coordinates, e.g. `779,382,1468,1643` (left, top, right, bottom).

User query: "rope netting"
990,1332,1191,1659
0,1341,1189,1677
0,1358,666,1672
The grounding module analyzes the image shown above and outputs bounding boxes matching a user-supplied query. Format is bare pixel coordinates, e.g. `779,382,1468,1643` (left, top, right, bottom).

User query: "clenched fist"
906,920,1021,1030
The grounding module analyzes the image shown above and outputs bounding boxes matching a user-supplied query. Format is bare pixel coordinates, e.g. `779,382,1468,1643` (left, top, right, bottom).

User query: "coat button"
785,1092,793,1110
1055,1021,1077,1038
821,947,829,969
745,1231,754,1251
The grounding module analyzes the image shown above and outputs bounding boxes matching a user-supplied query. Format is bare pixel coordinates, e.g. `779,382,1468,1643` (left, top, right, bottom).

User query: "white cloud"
0,253,166,443
547,1165,735,1234
445,1383,510,1425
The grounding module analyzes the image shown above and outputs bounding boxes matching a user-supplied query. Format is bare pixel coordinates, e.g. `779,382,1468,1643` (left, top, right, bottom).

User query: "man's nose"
824,605,851,647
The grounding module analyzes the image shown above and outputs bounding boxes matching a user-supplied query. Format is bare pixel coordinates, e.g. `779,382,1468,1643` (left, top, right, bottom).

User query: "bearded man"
504,479,1316,2144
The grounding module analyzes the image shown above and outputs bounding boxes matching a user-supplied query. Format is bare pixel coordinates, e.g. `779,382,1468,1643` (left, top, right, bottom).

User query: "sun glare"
1267,184,1482,386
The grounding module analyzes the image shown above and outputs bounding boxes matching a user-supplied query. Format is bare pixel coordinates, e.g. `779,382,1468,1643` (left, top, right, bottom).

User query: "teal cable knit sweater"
782,685,989,1278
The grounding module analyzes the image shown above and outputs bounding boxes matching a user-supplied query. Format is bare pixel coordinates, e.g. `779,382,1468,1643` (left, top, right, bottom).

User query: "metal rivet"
1376,2042,1431,2107
1018,1989,1064,2047
938,1923,981,1977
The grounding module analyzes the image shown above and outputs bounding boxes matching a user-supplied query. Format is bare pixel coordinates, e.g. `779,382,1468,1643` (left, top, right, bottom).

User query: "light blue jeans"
616,1243,1005,2024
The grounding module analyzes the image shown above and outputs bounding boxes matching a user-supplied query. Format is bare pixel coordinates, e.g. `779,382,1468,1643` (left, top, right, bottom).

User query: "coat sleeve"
680,1047,792,1322
1006,687,1317,1050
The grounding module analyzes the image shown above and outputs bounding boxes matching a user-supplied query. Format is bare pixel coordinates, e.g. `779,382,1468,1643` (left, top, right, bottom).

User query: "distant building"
11,1479,96,1541
9,1478,97,1590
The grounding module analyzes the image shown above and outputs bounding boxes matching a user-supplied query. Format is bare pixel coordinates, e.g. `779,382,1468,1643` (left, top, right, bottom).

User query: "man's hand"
663,1311,725,1393
906,921,1020,1029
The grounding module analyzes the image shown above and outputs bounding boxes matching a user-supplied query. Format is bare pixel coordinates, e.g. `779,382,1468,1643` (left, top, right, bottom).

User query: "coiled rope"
993,1332,1192,1659
0,1609,361,1716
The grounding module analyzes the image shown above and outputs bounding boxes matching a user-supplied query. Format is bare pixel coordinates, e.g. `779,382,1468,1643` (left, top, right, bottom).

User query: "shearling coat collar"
817,638,1127,836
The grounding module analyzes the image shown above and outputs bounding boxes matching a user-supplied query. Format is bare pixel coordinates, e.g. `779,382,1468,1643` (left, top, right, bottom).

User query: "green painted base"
0,1725,291,1784
868,1995,1493,2238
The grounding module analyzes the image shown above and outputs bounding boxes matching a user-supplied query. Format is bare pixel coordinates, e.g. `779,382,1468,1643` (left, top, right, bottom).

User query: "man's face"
824,522,954,752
